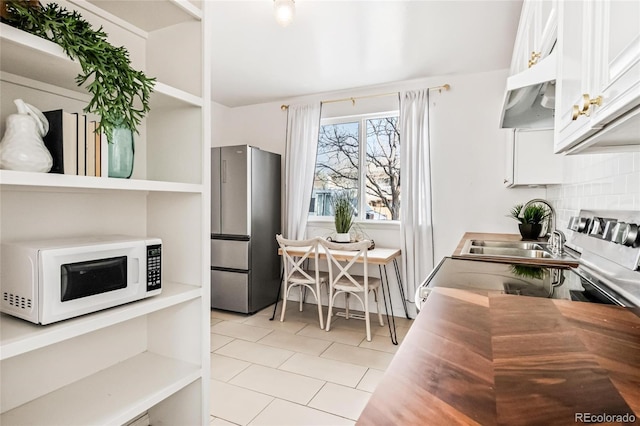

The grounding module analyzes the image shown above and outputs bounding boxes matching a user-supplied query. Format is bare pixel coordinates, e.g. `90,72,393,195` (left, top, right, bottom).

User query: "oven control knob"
579,218,592,233
603,220,618,241
589,218,602,236
579,217,590,232
570,217,589,232
611,222,626,244
622,223,640,248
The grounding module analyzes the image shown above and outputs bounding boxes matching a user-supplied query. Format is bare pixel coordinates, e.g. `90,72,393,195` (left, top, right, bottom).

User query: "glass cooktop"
424,258,631,306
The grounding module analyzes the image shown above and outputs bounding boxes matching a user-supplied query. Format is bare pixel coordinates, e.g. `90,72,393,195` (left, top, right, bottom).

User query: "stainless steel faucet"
521,198,565,254
551,229,566,256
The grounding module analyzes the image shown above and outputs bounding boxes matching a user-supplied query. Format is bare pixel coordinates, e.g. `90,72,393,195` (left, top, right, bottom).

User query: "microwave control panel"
147,244,162,291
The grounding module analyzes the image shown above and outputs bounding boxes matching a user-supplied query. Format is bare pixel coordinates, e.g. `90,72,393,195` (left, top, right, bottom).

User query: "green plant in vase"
2,1,155,177
332,191,355,242
508,203,550,240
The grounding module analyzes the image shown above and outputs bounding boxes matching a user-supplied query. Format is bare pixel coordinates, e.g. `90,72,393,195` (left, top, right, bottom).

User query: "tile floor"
210,301,414,425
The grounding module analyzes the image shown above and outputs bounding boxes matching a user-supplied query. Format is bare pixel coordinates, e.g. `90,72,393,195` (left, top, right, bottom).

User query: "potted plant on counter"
508,203,550,240
332,191,355,242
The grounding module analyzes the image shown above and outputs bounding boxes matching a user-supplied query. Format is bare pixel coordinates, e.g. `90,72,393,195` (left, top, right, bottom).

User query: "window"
309,113,400,221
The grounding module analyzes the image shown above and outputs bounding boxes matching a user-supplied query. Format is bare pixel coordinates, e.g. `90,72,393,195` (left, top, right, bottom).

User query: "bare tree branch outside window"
365,117,400,220
310,116,400,220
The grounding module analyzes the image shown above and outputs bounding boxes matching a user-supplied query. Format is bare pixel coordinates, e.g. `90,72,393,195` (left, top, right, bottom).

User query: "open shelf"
0,281,202,361
153,82,203,108
0,170,203,193
0,23,203,108
0,351,201,425
80,0,202,33
0,23,82,94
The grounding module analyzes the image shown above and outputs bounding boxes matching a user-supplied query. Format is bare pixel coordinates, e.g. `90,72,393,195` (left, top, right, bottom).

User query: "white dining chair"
319,238,384,342
276,234,328,329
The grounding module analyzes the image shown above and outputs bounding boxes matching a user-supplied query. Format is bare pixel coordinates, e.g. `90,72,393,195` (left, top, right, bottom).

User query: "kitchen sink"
457,239,581,266
466,246,553,258
459,239,556,260
468,240,546,250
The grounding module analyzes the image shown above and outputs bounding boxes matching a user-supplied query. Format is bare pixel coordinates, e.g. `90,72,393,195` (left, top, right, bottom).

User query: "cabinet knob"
527,51,541,68
572,105,581,120
571,94,603,120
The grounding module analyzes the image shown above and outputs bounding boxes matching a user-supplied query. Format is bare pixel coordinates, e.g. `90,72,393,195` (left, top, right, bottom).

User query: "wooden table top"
278,246,401,265
357,288,640,425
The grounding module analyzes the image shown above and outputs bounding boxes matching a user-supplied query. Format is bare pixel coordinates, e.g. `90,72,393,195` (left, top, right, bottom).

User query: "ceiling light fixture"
274,0,295,27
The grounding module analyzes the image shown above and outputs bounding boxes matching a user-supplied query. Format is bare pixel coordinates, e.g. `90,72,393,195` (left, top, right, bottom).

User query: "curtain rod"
280,84,450,110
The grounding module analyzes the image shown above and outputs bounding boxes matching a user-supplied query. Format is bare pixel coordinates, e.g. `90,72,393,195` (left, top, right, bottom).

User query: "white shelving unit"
0,170,203,193
0,0,210,424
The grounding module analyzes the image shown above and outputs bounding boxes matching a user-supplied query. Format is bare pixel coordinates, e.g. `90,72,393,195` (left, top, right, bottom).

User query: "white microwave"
1,235,162,325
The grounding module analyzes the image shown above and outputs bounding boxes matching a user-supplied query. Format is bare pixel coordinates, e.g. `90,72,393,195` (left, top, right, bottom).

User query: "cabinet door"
511,0,558,74
590,0,640,127
533,0,557,64
505,129,563,187
512,3,535,74
220,146,249,236
504,130,515,187
554,0,601,152
513,129,563,185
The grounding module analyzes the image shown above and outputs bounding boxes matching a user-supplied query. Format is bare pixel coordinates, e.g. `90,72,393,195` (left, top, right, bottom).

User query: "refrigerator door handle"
222,160,227,183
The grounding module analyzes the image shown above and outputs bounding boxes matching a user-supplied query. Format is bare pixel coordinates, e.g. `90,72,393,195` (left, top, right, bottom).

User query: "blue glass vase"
108,126,134,178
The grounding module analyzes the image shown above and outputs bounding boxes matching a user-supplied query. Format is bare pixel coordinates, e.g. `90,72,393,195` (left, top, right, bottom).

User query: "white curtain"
284,103,322,240
399,90,434,308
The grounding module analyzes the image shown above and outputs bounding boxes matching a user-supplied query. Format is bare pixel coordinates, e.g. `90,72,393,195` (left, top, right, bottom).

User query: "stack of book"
42,110,106,176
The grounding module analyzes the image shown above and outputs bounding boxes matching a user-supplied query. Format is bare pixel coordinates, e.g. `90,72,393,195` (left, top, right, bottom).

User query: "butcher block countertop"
357,288,640,425
452,232,580,268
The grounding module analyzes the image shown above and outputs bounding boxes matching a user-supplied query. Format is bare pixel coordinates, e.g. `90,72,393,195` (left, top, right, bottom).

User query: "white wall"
210,101,230,148
211,100,286,157
427,71,547,262
211,69,548,316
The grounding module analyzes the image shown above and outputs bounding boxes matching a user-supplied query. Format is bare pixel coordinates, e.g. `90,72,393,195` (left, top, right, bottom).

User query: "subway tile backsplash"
547,152,640,228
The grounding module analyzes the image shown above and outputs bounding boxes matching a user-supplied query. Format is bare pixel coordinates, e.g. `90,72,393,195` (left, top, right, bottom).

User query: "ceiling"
210,1,523,108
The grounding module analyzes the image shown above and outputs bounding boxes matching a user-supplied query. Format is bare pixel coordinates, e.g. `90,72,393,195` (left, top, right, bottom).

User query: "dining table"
272,244,409,345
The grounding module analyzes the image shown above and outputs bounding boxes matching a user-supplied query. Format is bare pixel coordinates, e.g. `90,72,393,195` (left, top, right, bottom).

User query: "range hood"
500,50,557,129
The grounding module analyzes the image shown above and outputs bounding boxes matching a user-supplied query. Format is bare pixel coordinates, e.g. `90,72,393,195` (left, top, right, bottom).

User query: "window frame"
309,110,401,225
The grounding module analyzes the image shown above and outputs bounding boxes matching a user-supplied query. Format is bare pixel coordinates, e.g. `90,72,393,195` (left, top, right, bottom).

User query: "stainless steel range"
415,209,640,310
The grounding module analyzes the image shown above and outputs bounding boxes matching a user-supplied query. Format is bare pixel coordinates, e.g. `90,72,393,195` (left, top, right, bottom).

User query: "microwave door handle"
131,257,139,284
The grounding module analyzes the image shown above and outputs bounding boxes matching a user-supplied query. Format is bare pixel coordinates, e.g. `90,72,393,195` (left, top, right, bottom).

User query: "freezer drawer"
211,269,250,313
211,239,249,270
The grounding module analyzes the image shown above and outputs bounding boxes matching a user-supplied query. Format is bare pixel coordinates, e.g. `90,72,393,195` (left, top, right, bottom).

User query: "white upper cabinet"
504,129,563,187
510,0,557,75
555,0,640,153
500,0,557,129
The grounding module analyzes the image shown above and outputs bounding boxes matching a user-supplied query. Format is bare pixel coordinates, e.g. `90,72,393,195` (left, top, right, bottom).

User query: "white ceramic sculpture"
0,99,52,172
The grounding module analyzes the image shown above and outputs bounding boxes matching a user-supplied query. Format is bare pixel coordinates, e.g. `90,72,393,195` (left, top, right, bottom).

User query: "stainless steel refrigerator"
211,145,281,313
